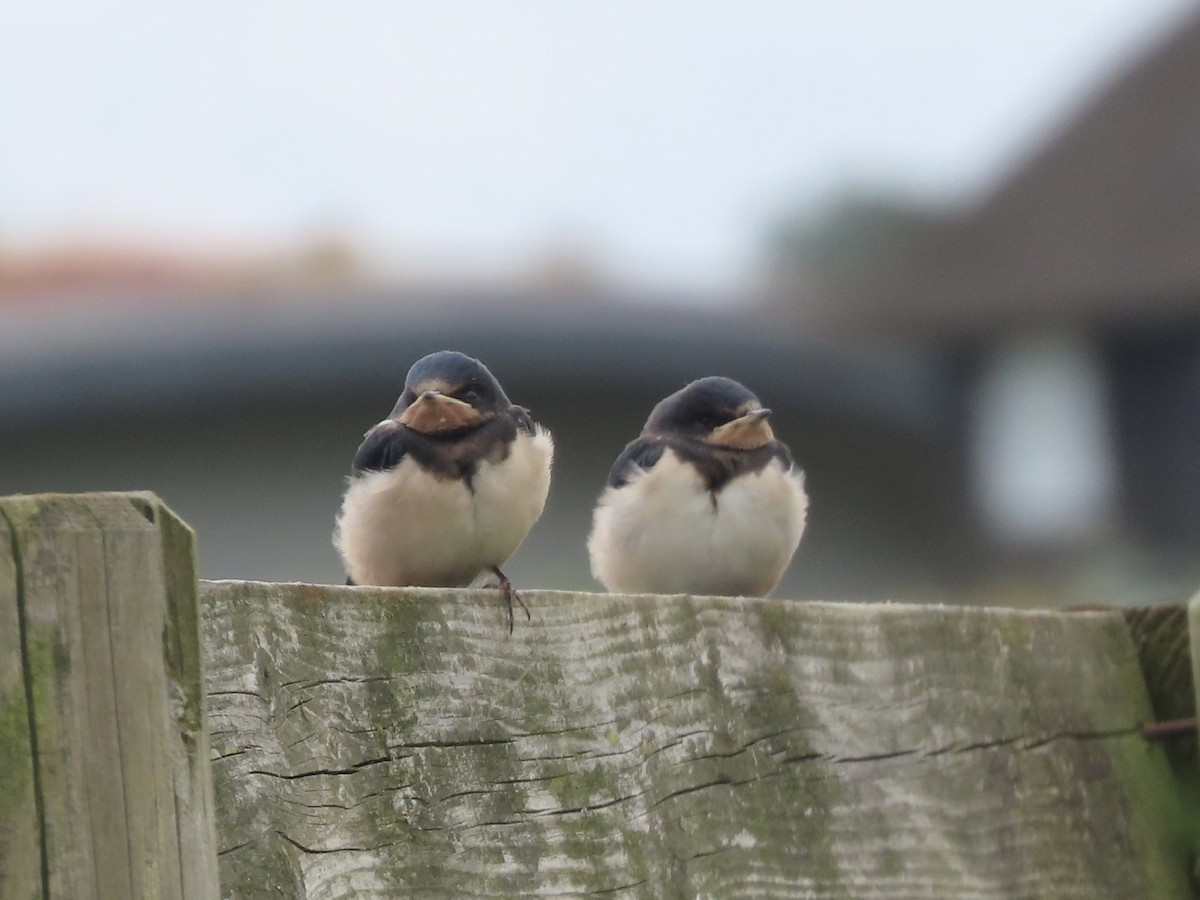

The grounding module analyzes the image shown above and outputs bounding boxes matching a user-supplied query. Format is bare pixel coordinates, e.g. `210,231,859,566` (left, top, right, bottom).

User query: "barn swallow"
588,377,807,597
333,350,554,631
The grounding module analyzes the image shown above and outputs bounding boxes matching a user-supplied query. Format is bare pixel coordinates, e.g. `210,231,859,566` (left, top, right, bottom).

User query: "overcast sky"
1,1,1193,289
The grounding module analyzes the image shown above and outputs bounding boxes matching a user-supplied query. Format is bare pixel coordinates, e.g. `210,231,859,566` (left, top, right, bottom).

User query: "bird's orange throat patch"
710,416,775,450
398,394,483,434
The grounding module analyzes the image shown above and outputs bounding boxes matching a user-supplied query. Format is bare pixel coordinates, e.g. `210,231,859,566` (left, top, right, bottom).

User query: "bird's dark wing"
770,440,796,472
607,436,667,488
352,422,413,475
510,405,536,436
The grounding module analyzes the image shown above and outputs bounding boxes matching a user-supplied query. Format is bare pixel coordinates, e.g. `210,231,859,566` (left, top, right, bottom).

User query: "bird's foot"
491,565,530,634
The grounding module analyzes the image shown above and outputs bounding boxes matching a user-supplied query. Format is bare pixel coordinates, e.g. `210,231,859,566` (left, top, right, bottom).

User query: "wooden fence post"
0,493,219,900
4,490,1197,897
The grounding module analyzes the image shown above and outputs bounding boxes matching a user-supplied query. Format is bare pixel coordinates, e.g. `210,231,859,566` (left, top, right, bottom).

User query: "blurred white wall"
972,332,1116,544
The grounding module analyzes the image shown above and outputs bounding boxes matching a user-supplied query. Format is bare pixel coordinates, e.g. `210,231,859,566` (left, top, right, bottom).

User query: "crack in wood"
275,830,399,855
212,747,257,761
529,789,648,819
0,503,51,900
279,676,394,690
585,877,651,895
200,581,1192,898
244,756,394,781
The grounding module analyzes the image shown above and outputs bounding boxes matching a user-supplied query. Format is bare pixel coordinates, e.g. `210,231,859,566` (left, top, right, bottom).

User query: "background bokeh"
4,1,1198,607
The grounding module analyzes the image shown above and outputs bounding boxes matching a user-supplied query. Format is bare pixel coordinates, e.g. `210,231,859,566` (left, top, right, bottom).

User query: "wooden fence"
1,492,1197,898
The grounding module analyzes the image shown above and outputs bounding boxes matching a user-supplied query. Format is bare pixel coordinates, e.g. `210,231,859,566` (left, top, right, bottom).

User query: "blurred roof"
0,288,947,432
811,8,1200,339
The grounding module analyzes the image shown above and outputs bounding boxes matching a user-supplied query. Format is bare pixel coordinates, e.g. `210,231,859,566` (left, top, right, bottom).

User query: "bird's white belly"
335,429,553,586
588,451,807,597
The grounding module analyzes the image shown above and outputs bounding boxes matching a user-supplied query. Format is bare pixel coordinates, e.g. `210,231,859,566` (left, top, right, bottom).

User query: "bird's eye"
461,388,481,404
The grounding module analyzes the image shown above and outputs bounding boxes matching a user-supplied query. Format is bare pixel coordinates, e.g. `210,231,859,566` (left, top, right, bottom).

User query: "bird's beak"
398,390,482,434
710,408,774,449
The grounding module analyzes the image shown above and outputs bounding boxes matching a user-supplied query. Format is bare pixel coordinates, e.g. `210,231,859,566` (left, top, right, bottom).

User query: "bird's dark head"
645,376,775,450
391,350,512,435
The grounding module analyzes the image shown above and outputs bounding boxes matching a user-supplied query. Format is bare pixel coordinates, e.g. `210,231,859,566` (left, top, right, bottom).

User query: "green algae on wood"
0,508,42,900
202,583,1193,899
0,493,219,900
4,490,1195,899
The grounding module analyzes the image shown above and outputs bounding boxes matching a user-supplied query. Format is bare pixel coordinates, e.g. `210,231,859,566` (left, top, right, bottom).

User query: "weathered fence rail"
2,493,1198,898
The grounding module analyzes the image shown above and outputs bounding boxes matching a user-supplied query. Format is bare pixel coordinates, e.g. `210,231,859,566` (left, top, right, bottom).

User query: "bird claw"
491,566,530,634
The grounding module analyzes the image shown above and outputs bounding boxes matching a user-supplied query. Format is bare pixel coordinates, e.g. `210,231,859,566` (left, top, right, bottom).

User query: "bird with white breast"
334,350,553,631
588,376,807,597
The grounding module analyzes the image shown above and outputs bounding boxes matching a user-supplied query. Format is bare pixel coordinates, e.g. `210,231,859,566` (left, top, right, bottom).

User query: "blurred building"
7,12,1199,609
0,287,965,603
799,9,1200,604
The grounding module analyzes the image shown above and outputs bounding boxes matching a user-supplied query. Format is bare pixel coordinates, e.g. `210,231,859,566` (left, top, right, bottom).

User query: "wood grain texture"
0,493,219,900
203,581,1192,899
0,507,42,900
1126,604,1194,727
127,493,222,899
1126,602,1200,887
1125,605,1196,777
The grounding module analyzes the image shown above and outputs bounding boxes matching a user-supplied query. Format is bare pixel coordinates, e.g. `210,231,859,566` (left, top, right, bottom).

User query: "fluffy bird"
588,376,807,597
334,351,553,631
